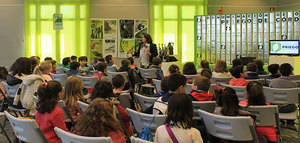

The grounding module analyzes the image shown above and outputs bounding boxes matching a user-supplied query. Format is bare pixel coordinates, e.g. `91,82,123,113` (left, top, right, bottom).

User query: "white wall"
277,0,300,11
0,0,24,67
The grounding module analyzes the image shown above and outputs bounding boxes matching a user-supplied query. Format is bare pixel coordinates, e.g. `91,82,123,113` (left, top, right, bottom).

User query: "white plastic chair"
107,66,117,72
152,79,161,93
247,105,279,127
197,110,259,143
130,136,153,143
258,75,270,79
0,112,11,143
54,127,112,143
185,84,193,94
192,101,216,113
79,76,98,89
219,83,247,100
247,79,265,85
50,74,68,86
77,101,89,112
263,87,299,121
290,74,300,80
138,68,158,79
56,68,66,74
4,111,48,143
2,82,20,98
107,71,129,83
126,108,166,135
119,93,132,109
134,93,158,111
211,77,232,84
184,74,198,81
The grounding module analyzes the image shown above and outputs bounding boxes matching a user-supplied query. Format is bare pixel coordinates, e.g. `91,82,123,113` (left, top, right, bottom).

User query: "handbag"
165,124,179,143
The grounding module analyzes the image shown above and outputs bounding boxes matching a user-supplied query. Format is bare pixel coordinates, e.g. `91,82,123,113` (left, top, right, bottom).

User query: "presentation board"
195,10,300,65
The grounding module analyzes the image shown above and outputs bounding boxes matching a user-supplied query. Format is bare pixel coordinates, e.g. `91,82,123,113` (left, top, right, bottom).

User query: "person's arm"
51,107,68,131
150,43,158,57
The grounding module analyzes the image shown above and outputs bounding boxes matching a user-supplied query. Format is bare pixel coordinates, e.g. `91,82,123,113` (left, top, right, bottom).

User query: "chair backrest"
134,93,158,111
77,101,89,112
192,101,216,113
130,136,153,143
263,87,299,104
119,93,132,109
185,84,193,94
107,72,129,83
258,75,270,79
107,66,117,72
290,74,300,80
138,68,158,79
247,105,279,126
247,79,265,85
219,83,247,100
79,76,98,89
54,127,112,143
50,74,68,86
184,74,198,81
152,79,161,92
197,110,258,142
3,82,20,98
211,77,232,84
4,111,48,143
127,108,166,134
56,68,66,74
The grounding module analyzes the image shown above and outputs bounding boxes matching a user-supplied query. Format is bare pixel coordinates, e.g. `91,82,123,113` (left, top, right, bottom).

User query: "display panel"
269,40,299,56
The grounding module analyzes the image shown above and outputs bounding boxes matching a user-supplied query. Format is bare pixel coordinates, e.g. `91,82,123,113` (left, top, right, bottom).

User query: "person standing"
134,33,158,67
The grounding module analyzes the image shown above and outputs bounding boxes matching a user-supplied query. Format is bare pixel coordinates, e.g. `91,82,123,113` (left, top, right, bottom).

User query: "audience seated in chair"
229,58,242,74
7,57,32,86
128,57,136,68
62,57,71,69
105,55,118,72
255,60,268,75
190,75,213,101
66,62,81,76
267,64,280,79
149,57,164,80
229,65,248,86
245,62,259,80
183,62,197,75
92,62,110,81
0,67,8,104
212,60,232,78
112,74,126,96
33,61,53,82
78,56,89,74
168,64,180,75
197,60,210,73
50,60,57,74
154,77,169,97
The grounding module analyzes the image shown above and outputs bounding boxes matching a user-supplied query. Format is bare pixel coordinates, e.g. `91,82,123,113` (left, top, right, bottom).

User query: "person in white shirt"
154,94,203,143
212,60,232,78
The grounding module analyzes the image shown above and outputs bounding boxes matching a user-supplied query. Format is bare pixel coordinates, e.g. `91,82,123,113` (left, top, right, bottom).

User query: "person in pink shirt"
239,81,277,143
35,81,68,143
74,98,126,143
229,65,248,86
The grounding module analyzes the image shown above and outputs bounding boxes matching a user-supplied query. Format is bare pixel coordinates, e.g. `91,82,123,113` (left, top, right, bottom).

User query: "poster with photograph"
281,12,287,40
196,16,202,62
120,20,134,39
103,39,117,57
275,12,281,40
236,14,241,58
91,20,104,40
90,40,103,59
257,13,263,60
104,20,117,39
270,13,275,40
135,20,148,38
119,39,135,58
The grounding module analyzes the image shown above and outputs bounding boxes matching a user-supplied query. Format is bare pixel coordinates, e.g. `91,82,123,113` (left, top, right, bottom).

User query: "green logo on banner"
271,43,281,52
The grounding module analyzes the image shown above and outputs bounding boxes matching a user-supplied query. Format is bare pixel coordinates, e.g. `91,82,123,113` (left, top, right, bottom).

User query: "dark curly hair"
10,57,32,76
183,62,197,75
221,87,239,116
90,81,114,100
246,81,266,106
280,63,293,77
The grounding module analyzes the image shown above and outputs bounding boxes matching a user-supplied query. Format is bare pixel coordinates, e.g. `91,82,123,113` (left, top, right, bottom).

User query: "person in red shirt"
190,75,213,101
35,81,68,143
128,57,136,68
229,65,248,86
239,81,277,143
50,60,57,74
92,62,109,80
74,98,126,143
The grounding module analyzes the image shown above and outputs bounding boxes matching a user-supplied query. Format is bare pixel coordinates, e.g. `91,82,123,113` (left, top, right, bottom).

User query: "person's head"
44,57,52,61
90,81,114,100
74,98,121,137
280,63,293,77
192,75,210,92
200,69,212,79
128,57,134,65
10,57,32,76
268,64,279,75
168,73,187,94
232,59,242,67
62,57,71,66
112,74,125,90
105,55,114,64
30,56,40,72
36,81,62,114
214,60,228,73
183,62,197,75
255,60,265,72
152,57,162,67
95,62,108,74
33,61,52,75
98,58,105,63
247,62,258,72
63,76,84,106
161,76,169,93
79,56,88,67
169,64,180,74
70,62,80,71
231,65,245,78
221,87,240,116
142,33,153,44
166,94,193,129
71,56,77,63
0,66,8,81
246,81,266,106
121,59,130,68
200,60,209,69
51,60,57,71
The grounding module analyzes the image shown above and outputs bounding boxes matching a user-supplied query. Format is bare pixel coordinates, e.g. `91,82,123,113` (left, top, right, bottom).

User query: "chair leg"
0,116,12,143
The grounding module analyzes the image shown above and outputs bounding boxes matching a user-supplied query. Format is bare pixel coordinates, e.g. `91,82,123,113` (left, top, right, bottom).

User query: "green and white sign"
53,14,63,30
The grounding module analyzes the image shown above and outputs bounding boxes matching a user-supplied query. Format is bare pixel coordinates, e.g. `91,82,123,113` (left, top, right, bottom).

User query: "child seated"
149,57,164,80
256,60,267,75
245,62,259,80
155,77,169,97
128,57,136,68
229,65,248,86
50,60,56,74
105,55,118,72
93,62,110,81
66,62,81,76
33,61,53,82
78,56,88,73
183,62,197,75
190,75,213,101
197,60,209,73
62,57,71,69
119,59,130,72
168,64,180,74
112,74,126,95
267,64,280,79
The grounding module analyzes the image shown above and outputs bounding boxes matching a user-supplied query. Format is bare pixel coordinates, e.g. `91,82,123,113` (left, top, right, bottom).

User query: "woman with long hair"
134,33,158,67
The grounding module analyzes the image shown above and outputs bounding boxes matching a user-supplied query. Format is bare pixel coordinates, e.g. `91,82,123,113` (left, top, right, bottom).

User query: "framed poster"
90,40,103,59
119,39,135,57
211,16,216,63
103,19,118,57
220,15,226,60
216,15,221,61
257,13,263,60
241,14,247,57
104,20,117,39
236,14,241,58
135,20,148,38
231,15,236,60
226,15,231,63
294,11,299,40
281,12,287,40
275,12,281,40
91,19,104,40
287,12,293,40
120,20,134,39
247,14,252,57
206,16,211,61
252,13,257,57
263,13,269,63
202,16,206,60
270,12,275,40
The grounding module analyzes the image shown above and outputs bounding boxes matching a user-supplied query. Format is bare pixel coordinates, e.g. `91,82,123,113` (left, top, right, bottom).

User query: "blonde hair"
63,76,84,108
33,61,52,75
214,60,228,73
